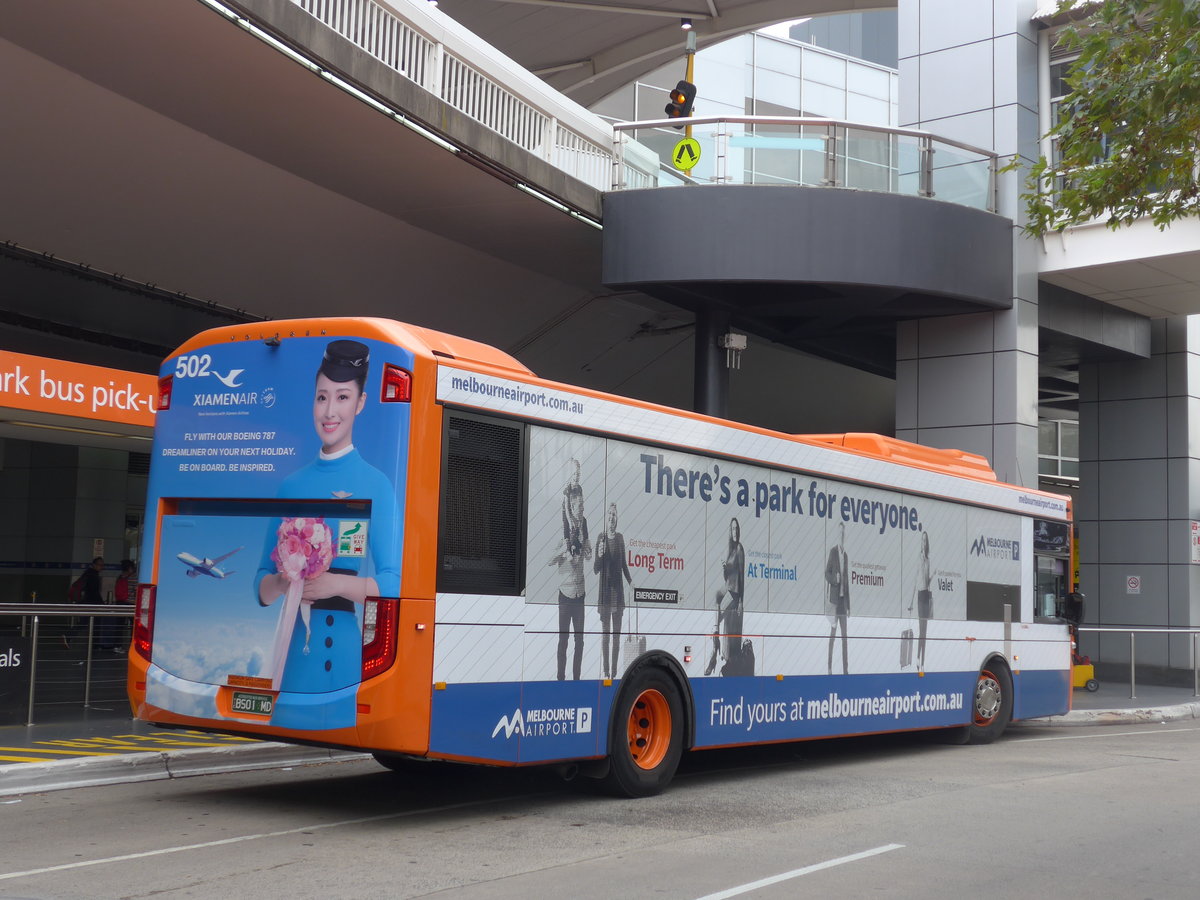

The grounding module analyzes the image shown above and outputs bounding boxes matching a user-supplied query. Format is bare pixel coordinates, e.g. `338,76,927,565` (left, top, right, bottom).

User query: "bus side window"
437,412,527,595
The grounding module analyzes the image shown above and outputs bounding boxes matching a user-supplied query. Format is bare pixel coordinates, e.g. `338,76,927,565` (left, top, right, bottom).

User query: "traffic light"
664,80,696,126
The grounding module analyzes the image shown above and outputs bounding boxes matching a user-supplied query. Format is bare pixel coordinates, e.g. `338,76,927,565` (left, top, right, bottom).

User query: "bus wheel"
602,667,684,797
966,663,1013,744
940,662,1013,745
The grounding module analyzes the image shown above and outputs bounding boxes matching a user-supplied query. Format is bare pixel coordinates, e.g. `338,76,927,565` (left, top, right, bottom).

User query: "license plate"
231,691,274,716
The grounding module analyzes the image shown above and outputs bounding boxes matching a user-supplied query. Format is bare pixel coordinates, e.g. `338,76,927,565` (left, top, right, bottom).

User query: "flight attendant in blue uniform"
254,339,401,729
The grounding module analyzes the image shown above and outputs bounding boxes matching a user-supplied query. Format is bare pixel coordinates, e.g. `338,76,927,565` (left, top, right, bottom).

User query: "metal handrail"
281,0,654,190
613,115,1000,162
611,115,1000,213
0,603,134,617
1,603,135,726
1076,626,1200,700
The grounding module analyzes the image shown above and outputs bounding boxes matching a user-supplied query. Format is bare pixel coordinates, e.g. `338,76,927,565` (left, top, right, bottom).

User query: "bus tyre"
941,662,1013,745
967,663,1013,744
372,752,438,774
602,667,684,798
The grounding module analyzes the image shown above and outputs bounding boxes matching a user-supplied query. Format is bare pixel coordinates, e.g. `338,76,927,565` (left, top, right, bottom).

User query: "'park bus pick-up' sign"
0,350,157,428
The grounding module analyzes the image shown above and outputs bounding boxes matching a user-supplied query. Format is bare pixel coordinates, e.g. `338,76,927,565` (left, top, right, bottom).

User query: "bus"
129,317,1074,796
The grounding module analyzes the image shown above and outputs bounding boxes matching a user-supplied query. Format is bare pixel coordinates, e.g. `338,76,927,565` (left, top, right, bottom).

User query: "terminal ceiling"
0,0,898,435
436,0,897,105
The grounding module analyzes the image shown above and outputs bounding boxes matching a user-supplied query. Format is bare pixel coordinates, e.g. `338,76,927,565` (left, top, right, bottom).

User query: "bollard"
83,617,95,707
1129,632,1136,700
27,615,40,726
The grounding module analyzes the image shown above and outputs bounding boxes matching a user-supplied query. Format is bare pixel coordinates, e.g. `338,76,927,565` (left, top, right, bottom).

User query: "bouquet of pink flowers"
271,516,333,584
268,517,333,689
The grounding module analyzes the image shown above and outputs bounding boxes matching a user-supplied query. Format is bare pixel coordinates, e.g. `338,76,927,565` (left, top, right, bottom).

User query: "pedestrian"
99,559,135,652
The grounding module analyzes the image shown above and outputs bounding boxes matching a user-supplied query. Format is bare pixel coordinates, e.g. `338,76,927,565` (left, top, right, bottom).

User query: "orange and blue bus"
129,317,1073,796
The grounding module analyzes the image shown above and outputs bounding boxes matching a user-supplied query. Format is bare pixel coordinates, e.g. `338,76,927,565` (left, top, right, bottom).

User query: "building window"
1038,419,1079,479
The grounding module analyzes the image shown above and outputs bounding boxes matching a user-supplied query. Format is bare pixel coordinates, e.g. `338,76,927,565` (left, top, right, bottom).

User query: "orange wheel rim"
626,688,672,770
974,670,1002,725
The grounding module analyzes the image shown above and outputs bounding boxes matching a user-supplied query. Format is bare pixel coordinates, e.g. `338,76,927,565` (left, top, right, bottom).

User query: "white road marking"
1012,726,1200,743
0,795,525,882
693,843,904,900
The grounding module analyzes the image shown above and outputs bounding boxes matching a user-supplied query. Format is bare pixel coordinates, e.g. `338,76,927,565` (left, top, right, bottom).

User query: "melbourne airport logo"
970,533,1020,560
491,706,593,740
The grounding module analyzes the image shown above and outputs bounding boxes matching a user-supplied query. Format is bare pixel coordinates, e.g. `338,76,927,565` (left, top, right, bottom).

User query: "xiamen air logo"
491,706,593,740
970,534,1020,560
212,368,245,388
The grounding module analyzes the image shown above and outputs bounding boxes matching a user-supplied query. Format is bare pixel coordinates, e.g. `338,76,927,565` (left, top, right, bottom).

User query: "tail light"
361,597,399,680
380,364,411,402
157,375,173,411
133,583,156,661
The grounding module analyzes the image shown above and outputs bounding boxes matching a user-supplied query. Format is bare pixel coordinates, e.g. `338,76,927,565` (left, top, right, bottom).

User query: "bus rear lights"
357,703,372,715
156,375,173,410
415,622,426,631
381,364,412,402
133,584,157,661
361,598,399,680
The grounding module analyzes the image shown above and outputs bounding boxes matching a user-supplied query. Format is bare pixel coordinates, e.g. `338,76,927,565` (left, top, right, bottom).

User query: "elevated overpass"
0,0,1009,434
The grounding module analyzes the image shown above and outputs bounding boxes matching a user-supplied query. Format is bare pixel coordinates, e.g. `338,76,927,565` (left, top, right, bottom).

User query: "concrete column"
693,307,730,418
896,0,1041,487
896,305,1039,486
1077,319,1200,676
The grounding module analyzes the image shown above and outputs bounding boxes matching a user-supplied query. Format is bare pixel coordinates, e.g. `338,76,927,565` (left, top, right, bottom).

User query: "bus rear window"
438,413,526,595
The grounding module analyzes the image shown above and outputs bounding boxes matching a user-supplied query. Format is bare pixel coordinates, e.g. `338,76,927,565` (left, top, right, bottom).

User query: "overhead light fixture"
681,18,692,30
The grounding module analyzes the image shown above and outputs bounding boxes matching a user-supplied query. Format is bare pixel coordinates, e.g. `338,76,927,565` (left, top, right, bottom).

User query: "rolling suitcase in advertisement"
900,628,914,667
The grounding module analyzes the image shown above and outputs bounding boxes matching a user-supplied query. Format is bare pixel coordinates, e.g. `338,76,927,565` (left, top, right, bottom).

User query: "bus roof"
168,317,1065,511
801,434,998,481
169,317,534,380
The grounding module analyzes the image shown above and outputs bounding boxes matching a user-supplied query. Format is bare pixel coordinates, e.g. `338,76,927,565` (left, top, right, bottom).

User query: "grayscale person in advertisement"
825,521,850,675
593,502,632,680
705,517,745,676
909,530,933,674
549,458,590,680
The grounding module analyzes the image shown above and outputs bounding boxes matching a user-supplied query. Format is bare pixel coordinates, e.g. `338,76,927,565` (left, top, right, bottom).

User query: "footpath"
2,682,1198,798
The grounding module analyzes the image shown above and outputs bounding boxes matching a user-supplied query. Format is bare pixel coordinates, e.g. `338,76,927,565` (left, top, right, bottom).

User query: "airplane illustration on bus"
177,546,243,579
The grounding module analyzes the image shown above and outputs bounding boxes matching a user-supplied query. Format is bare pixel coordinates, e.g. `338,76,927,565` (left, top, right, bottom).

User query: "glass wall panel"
847,93,889,124
754,35,802,74
754,70,801,112
802,49,847,87
800,81,847,118
847,64,891,99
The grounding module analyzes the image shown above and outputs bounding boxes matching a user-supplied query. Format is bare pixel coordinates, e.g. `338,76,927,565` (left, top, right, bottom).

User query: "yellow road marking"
32,733,259,750
0,749,122,759
154,731,259,742
0,729,268,764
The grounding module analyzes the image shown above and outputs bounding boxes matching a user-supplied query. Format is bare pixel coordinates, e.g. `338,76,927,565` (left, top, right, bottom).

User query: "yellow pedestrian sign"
672,137,701,170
